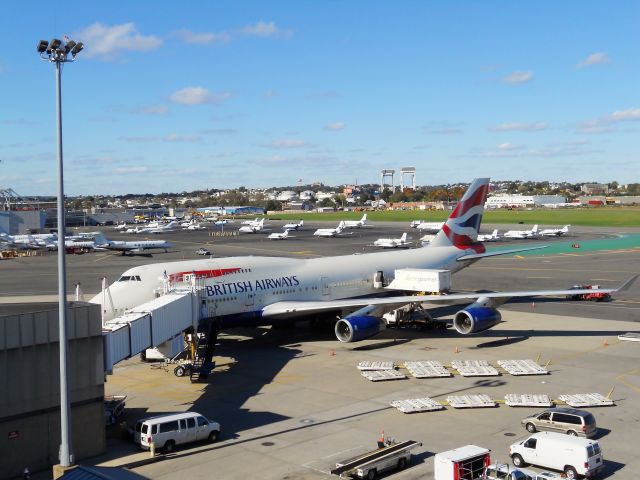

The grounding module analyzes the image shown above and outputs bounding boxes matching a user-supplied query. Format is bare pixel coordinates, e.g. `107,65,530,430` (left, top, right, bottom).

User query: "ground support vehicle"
566,285,611,302
134,412,220,452
331,439,421,479
509,432,603,479
435,445,491,480
104,395,126,426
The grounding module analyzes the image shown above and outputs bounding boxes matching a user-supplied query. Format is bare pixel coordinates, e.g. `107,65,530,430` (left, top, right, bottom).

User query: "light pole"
37,37,83,469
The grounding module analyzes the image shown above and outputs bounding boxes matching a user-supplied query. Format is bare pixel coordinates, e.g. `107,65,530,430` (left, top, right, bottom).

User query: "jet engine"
335,305,384,342
453,303,502,335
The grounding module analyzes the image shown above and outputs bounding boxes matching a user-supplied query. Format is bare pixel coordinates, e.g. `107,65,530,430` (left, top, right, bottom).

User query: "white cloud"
240,21,292,39
76,22,162,60
497,142,523,151
325,122,346,131
164,133,202,142
265,90,279,99
577,52,611,68
172,28,230,45
576,107,640,134
134,104,168,115
608,108,640,122
422,122,463,135
170,87,231,105
263,139,313,149
114,166,149,174
488,122,549,132
504,71,534,84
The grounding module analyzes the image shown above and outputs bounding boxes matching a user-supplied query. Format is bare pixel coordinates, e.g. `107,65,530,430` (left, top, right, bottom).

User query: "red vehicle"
566,285,612,302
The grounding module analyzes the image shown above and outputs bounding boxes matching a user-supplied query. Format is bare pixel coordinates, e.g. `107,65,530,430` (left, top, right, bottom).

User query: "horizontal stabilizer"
457,245,547,261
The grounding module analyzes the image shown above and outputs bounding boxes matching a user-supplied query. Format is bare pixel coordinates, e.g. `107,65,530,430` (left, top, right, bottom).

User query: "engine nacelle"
453,306,502,335
335,315,383,343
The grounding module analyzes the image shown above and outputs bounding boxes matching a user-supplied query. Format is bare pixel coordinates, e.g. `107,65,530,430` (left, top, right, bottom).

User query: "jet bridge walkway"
101,284,209,375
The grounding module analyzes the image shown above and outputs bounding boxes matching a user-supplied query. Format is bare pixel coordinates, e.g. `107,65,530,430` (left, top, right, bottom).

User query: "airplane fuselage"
95,245,473,325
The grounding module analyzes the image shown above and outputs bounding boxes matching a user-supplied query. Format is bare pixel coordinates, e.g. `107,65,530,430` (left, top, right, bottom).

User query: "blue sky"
1,1,638,195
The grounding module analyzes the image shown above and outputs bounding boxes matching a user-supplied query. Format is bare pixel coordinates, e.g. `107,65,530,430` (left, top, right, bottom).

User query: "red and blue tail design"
430,178,489,253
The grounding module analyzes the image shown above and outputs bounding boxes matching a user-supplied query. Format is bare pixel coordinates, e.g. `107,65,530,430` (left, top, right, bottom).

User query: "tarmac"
3,220,639,479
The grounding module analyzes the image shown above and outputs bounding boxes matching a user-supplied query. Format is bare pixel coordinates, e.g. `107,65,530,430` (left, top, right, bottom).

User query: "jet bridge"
102,289,200,373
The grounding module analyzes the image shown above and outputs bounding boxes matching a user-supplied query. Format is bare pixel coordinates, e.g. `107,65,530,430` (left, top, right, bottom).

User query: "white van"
509,432,603,479
134,412,221,452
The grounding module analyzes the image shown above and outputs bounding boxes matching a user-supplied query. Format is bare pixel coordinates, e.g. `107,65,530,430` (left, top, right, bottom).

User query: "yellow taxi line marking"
616,368,640,395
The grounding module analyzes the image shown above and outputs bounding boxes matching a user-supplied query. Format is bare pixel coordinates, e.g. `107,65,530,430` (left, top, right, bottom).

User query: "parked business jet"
372,233,410,248
92,233,172,255
267,229,293,240
415,221,445,233
241,217,262,225
477,229,500,242
283,220,304,231
503,225,539,239
183,222,206,231
214,219,228,226
92,178,631,350
239,219,266,233
540,225,570,237
343,214,369,229
313,221,347,237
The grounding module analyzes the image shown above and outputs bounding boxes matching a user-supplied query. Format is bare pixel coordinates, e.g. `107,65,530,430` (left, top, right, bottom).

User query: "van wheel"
512,454,525,467
174,366,185,377
525,422,537,433
208,430,219,442
366,469,377,480
564,466,578,479
397,457,407,470
567,430,578,436
164,440,175,453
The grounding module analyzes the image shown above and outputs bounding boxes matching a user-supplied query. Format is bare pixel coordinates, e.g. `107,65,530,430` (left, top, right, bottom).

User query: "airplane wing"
260,275,637,318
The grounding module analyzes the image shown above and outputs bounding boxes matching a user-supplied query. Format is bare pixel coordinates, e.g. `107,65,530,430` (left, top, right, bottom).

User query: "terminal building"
485,194,566,208
0,302,105,478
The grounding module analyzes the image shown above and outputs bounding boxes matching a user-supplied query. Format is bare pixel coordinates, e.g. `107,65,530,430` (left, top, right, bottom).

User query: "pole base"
53,464,77,479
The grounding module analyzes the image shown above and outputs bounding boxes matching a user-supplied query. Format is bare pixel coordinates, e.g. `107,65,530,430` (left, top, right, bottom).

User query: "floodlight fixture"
49,38,62,50
37,40,49,53
63,40,76,53
70,42,83,57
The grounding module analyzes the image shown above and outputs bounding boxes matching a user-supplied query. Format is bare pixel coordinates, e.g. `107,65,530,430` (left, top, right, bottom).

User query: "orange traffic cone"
454,346,460,354
602,339,609,347
330,350,336,356
531,301,536,310
377,430,385,448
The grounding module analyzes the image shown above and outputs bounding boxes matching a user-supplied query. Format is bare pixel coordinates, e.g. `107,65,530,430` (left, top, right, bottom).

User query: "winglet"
617,275,638,292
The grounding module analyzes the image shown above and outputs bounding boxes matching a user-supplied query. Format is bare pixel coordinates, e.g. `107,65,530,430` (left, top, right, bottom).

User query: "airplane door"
321,277,329,296
245,292,255,307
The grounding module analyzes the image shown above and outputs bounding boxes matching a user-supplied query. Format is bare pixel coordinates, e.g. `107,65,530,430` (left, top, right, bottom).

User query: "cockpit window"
118,276,131,282
118,275,141,282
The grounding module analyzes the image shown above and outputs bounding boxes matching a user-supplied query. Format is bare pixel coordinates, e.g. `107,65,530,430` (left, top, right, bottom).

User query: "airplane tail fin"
362,213,367,223
429,178,489,250
563,225,570,232
400,232,407,242
299,220,304,227
532,225,538,233
93,232,109,246
492,229,498,238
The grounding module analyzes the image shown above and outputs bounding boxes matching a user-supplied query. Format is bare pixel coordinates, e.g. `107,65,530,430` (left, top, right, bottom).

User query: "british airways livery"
91,178,627,343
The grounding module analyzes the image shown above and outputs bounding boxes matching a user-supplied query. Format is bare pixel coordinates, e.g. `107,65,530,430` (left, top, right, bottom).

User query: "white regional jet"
239,218,266,233
343,214,369,229
540,225,570,237
415,221,445,233
372,232,410,248
283,220,304,230
92,178,631,348
267,229,293,240
0,232,56,249
313,221,347,237
503,225,539,239
477,229,500,242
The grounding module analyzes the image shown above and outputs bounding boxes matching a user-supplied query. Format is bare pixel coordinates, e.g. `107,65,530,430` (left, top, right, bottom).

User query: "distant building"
581,183,609,195
276,190,297,201
485,194,566,208
388,201,445,211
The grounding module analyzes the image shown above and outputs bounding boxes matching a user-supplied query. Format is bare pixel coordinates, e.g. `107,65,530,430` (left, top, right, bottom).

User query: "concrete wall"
0,210,47,235
0,302,105,479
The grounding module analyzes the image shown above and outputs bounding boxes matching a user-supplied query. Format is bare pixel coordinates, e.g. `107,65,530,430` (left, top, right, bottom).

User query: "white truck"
434,445,491,480
331,439,421,479
386,268,452,293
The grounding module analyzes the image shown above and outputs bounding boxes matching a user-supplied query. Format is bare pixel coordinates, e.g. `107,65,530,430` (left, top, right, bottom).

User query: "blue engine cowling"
335,315,383,343
453,306,502,334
